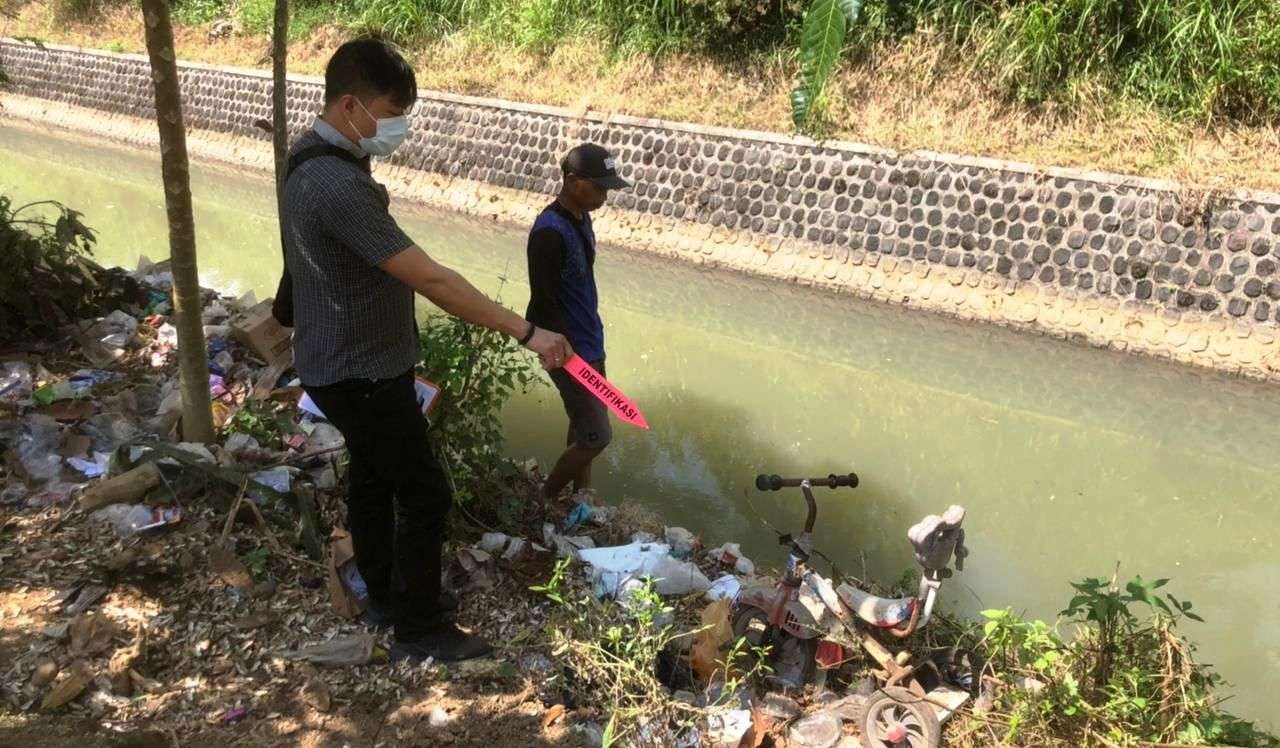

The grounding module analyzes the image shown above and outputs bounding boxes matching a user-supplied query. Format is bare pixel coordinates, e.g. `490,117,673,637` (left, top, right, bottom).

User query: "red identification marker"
563,355,649,430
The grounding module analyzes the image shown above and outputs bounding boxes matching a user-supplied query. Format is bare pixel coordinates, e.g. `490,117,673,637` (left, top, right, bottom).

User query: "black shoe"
359,603,393,630
439,590,459,613
391,624,493,664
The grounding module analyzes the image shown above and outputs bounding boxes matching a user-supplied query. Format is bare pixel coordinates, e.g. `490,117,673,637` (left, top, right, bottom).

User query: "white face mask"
347,97,409,157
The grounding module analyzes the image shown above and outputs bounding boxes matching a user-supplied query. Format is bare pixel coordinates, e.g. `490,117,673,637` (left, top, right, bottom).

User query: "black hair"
324,38,417,109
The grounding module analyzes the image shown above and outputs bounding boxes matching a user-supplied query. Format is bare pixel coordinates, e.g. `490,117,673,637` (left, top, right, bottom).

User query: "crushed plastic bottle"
93,504,154,536
92,504,181,537
80,311,141,366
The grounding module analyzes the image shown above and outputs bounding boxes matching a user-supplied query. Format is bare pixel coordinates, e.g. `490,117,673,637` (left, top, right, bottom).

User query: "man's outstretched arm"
380,245,573,369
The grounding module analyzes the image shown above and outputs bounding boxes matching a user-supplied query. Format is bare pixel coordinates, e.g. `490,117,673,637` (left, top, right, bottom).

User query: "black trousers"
304,369,451,641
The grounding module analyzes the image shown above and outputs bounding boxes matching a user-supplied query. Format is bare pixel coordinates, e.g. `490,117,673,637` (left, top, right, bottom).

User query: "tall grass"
970,0,1280,122
165,0,347,38
352,0,792,55
51,0,1280,123
844,0,1280,123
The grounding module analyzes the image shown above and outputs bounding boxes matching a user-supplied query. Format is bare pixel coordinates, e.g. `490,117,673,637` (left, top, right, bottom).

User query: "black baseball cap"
561,143,630,190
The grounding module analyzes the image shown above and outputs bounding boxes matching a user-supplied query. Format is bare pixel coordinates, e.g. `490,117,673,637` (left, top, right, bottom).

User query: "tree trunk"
271,0,289,204
141,0,214,443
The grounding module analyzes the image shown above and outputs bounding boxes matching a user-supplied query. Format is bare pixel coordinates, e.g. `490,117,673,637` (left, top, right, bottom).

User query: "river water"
2,123,1276,723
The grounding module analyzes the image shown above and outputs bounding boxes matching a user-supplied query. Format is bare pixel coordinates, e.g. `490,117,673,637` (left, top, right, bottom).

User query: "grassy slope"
3,2,1279,191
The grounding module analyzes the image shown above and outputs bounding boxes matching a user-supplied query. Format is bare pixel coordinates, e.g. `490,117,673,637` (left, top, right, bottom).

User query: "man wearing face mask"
526,144,630,503
280,39,573,664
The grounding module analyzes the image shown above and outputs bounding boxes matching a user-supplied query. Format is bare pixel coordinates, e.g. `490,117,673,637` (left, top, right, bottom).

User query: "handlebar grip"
755,472,859,490
828,472,859,488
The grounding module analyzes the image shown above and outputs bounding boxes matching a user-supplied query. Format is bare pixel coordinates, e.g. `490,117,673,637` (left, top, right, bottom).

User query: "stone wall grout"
6,37,1278,203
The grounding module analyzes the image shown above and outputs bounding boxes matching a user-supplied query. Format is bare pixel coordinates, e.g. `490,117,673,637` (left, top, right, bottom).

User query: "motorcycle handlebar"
755,473,859,491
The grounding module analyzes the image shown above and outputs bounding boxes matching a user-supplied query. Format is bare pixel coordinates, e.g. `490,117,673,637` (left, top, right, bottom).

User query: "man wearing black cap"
526,143,630,501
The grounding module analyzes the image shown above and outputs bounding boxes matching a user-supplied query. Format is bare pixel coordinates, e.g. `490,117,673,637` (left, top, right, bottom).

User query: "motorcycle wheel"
858,686,941,748
730,606,816,688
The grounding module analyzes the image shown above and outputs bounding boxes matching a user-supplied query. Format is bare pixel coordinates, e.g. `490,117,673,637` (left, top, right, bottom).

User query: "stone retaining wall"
3,39,1279,380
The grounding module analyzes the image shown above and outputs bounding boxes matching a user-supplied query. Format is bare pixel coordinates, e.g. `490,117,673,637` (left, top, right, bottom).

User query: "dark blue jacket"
525,204,605,362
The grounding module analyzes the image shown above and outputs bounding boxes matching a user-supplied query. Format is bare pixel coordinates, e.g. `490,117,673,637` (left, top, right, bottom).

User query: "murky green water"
2,123,1276,724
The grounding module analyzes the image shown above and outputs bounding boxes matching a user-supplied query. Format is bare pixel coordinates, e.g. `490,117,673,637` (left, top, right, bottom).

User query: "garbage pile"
1,257,340,545
437,493,974,748
1,258,963,746
0,258,384,726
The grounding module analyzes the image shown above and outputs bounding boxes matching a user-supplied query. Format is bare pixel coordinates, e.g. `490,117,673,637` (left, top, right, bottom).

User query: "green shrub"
235,0,346,39
0,196,145,345
416,295,541,509
171,0,229,26
222,399,291,444
977,571,1274,746
354,0,452,43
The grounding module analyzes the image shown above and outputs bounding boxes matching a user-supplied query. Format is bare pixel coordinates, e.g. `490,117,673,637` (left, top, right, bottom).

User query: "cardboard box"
231,299,292,364
326,528,366,619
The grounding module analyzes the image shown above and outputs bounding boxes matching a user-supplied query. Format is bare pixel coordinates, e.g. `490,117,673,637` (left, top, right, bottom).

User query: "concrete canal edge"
3,38,1280,382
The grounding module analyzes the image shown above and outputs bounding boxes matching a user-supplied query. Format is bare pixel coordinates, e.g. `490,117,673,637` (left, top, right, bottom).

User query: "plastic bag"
250,466,291,493
579,542,712,597
281,634,377,667
66,452,111,478
706,574,743,603
0,361,33,404
18,414,63,483
706,543,756,576
340,562,368,600
92,310,140,349
306,423,345,453
81,413,141,453
664,526,698,558
542,523,596,559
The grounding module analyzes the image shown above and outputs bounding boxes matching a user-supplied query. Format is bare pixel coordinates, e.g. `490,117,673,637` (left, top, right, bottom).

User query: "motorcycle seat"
836,583,917,628
908,504,967,572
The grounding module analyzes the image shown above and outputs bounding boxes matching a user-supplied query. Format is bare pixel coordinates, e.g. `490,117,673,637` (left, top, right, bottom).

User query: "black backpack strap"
272,144,370,327
287,143,369,176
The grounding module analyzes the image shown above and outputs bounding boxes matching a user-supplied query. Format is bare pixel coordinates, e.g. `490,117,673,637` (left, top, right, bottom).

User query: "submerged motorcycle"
732,472,970,748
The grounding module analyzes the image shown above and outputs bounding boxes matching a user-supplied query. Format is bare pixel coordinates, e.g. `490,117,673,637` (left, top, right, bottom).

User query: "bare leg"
566,424,593,492
574,458,593,493
542,444,603,501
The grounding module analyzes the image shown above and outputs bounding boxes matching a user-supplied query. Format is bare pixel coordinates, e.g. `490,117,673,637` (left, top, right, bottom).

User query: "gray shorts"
549,359,613,450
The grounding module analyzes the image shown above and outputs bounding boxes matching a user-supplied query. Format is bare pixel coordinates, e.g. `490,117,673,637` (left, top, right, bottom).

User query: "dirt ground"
0,501,595,747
